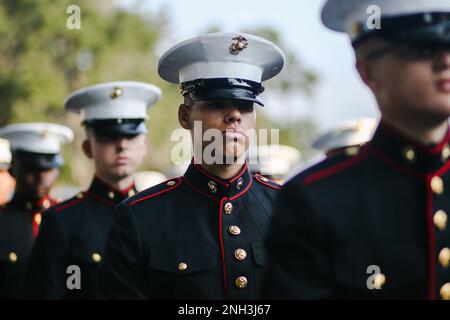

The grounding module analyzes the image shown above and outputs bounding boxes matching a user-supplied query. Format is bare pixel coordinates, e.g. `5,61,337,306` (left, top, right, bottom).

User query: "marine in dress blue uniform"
100,33,285,299
24,81,161,299
262,0,450,300
0,123,73,299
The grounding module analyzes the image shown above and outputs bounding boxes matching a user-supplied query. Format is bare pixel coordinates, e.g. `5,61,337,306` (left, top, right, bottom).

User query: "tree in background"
0,0,319,189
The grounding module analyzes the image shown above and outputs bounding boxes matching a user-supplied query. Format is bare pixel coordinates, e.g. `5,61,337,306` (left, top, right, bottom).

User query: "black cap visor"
189,88,263,106
84,119,147,138
354,12,450,47
13,150,63,170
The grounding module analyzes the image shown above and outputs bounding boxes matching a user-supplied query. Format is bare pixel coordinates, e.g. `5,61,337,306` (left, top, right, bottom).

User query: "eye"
237,101,254,112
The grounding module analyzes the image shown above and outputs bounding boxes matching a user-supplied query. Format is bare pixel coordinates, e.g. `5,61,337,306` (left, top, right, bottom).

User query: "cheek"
383,62,435,102
244,112,256,128
93,144,114,163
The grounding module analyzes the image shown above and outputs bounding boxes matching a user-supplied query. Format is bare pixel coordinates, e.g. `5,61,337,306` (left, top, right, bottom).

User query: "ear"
82,139,93,159
178,104,192,130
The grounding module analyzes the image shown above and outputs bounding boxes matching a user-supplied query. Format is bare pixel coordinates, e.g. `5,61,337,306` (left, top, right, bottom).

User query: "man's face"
180,99,256,163
357,40,450,122
85,133,148,183
12,160,59,198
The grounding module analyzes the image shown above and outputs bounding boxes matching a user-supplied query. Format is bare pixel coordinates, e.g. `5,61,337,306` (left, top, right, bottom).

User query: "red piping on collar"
129,178,182,206
182,176,218,202
303,146,369,186
219,197,228,298
230,178,253,201
434,160,450,176
88,192,117,206
193,163,230,187
370,146,424,179
94,175,136,196
381,121,450,155
371,145,450,179
229,162,248,183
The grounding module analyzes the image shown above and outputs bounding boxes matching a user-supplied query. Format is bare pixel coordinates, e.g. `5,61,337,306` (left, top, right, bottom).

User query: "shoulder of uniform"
127,177,183,206
52,191,87,214
297,145,368,186
254,174,282,190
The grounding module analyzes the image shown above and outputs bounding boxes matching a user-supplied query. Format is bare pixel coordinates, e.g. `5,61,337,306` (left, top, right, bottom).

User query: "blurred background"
0,0,379,194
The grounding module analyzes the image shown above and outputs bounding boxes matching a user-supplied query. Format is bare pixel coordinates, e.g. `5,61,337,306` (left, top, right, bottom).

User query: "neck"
382,115,448,146
95,173,135,192
198,161,246,180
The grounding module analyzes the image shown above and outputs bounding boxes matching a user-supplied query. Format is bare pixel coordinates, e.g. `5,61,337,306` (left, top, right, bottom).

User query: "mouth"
436,78,450,92
115,156,129,165
222,128,246,139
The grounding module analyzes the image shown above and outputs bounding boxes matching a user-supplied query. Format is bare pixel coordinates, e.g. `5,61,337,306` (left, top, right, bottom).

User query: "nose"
116,137,129,151
434,50,450,71
224,107,242,125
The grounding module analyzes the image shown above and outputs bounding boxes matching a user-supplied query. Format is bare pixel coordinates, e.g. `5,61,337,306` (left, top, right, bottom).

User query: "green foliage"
0,1,319,185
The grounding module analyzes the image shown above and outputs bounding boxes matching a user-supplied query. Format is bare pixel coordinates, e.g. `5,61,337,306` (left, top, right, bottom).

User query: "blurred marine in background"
312,117,378,158
0,123,73,299
25,81,161,299
0,138,15,205
263,0,450,300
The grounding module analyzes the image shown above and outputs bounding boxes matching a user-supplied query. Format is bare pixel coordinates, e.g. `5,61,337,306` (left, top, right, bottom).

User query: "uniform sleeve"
24,210,70,299
260,180,334,299
100,202,147,299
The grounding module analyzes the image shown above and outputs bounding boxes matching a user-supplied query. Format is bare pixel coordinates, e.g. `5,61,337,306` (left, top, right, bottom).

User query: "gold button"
42,199,51,209
235,276,248,289
345,146,360,157
128,190,135,197
9,252,17,263
442,145,450,162
178,262,188,271
34,213,42,225
234,248,247,261
76,192,84,199
440,283,450,300
371,273,386,289
228,226,241,236
108,191,115,199
91,253,102,263
26,202,33,211
403,147,416,162
439,248,450,269
434,210,448,231
166,180,176,186
224,202,233,215
208,180,217,193
431,176,444,195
